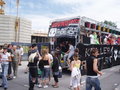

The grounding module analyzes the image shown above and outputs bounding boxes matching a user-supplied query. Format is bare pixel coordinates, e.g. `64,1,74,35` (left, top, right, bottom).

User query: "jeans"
86,77,101,90
8,62,12,75
64,54,68,61
1,64,9,88
41,67,50,79
12,61,19,76
29,73,34,90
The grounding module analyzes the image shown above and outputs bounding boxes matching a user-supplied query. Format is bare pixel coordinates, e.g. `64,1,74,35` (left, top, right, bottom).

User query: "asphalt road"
0,61,120,90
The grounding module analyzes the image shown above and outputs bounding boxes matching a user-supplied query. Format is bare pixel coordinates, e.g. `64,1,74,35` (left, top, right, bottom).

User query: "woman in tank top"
40,49,51,88
70,54,81,90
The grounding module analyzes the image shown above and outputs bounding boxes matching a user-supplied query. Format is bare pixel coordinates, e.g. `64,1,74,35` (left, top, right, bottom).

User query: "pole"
15,0,20,42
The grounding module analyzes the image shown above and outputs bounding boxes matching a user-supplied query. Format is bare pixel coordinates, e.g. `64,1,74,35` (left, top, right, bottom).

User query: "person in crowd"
93,32,99,44
103,35,108,44
0,47,11,90
52,51,60,88
19,46,24,66
70,54,81,90
24,46,32,74
97,32,101,44
46,48,53,83
28,44,40,90
12,45,21,79
68,48,81,89
7,44,13,80
40,49,51,88
86,48,103,90
89,31,95,44
104,48,112,68
64,42,74,64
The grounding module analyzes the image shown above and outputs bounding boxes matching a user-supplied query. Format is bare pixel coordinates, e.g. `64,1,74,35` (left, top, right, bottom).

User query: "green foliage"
104,20,117,28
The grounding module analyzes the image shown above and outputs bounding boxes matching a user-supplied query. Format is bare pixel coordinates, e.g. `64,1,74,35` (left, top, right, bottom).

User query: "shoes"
43,85,48,88
53,85,59,88
38,84,42,88
0,84,3,87
4,88,7,90
13,76,16,79
7,77,13,80
68,86,72,90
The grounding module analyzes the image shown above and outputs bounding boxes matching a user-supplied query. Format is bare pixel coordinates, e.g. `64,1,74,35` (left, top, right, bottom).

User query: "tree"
103,20,117,28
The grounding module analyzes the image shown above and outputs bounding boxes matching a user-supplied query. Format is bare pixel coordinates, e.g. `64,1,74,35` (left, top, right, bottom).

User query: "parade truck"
48,16,120,71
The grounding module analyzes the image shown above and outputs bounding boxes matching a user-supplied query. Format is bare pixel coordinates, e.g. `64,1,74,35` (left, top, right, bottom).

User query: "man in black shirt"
86,48,103,90
28,44,40,90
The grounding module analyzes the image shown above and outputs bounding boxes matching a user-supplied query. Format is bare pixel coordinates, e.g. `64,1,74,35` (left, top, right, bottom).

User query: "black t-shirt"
52,57,59,72
86,55,98,76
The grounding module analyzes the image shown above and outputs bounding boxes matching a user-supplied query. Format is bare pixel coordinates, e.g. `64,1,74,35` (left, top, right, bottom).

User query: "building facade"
31,32,49,43
0,15,31,45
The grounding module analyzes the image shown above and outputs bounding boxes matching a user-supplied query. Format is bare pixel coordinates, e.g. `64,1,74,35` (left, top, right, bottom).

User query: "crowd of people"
0,44,24,90
0,43,103,90
82,31,120,45
27,43,102,90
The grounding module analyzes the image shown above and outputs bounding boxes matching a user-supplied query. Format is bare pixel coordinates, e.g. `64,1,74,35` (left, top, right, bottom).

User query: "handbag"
58,66,62,78
38,69,42,75
53,71,59,75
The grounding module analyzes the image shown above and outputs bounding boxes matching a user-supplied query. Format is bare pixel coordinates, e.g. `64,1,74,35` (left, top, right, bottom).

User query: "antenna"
0,0,5,15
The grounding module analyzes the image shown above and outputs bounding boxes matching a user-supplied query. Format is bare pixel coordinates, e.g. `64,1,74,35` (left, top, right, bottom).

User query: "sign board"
48,17,80,37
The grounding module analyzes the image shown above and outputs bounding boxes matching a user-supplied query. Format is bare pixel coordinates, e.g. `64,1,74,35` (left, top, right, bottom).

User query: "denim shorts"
41,67,50,79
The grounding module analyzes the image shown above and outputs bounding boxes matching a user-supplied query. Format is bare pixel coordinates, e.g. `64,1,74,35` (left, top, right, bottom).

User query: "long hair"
73,54,79,61
41,49,48,59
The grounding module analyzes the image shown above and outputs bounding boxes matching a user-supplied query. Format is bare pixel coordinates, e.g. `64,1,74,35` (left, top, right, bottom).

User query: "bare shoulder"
78,60,81,63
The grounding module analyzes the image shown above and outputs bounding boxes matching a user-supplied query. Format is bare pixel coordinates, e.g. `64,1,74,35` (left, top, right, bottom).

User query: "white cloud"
52,0,120,28
23,15,52,33
53,0,83,4
20,0,120,33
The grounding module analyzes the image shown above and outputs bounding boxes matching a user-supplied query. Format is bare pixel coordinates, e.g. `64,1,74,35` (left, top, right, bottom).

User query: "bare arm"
93,59,103,75
70,61,73,71
8,56,12,62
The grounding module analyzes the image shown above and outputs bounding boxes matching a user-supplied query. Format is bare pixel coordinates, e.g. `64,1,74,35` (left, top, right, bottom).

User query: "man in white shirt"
64,42,74,62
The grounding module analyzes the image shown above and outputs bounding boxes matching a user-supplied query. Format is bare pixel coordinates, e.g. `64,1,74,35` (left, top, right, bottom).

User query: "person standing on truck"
86,48,103,90
64,42,74,64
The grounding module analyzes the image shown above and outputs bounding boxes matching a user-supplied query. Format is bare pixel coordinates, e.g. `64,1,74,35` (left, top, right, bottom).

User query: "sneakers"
38,84,42,88
13,76,16,79
43,85,48,88
4,88,7,90
0,84,3,87
68,86,72,90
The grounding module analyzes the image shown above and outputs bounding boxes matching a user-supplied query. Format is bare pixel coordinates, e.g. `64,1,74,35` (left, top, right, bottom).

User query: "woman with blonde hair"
39,48,51,88
70,54,81,90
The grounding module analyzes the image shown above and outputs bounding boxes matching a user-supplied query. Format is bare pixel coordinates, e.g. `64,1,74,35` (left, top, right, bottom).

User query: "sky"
4,0,120,33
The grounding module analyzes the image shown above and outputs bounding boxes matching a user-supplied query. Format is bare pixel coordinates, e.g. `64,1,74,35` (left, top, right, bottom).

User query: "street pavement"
0,61,120,90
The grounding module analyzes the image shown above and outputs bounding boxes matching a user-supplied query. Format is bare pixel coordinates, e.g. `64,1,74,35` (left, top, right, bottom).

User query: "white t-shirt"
1,52,10,64
48,53,53,61
69,45,74,54
20,47,24,55
89,34,95,44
